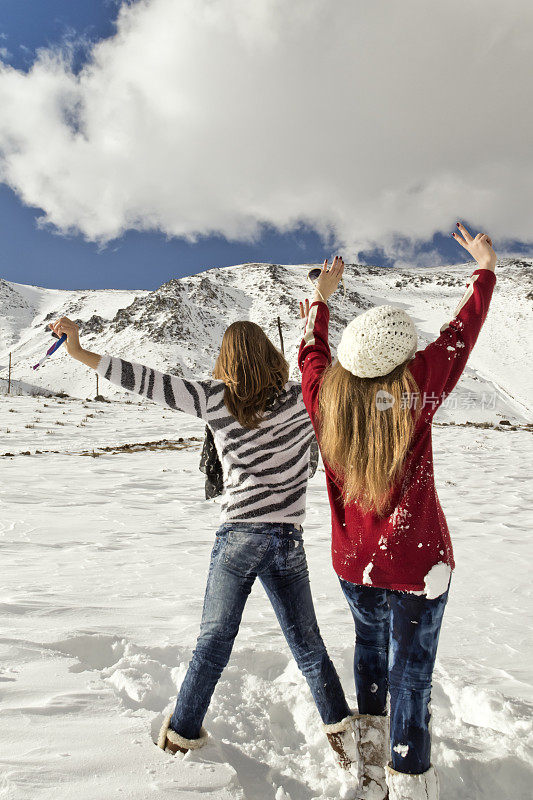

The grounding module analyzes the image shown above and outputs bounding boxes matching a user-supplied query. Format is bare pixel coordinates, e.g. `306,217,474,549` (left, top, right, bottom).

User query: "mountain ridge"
1,259,531,422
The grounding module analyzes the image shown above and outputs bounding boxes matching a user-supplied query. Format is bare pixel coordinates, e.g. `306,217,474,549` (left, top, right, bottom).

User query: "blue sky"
0,1,530,290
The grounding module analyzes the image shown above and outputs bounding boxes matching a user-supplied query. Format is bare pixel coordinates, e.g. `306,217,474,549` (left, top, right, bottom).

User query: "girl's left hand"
452,223,497,272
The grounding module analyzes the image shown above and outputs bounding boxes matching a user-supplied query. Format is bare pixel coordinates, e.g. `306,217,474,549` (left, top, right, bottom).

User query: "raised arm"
49,317,220,420
298,256,344,417
409,223,497,416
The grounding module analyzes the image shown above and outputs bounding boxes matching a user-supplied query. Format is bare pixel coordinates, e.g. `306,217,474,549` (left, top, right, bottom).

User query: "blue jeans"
170,522,351,739
339,578,449,775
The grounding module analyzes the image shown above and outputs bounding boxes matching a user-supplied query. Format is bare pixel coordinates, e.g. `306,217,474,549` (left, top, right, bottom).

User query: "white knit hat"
337,305,418,378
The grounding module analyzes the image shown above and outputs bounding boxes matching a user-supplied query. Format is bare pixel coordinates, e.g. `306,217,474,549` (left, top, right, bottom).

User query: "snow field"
0,396,532,799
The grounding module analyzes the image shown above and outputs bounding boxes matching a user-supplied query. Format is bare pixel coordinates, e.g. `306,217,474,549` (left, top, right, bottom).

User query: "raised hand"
314,256,345,302
49,317,82,357
452,223,497,272
299,298,310,322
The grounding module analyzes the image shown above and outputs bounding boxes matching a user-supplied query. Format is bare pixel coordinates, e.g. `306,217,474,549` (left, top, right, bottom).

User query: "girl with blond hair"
298,224,497,800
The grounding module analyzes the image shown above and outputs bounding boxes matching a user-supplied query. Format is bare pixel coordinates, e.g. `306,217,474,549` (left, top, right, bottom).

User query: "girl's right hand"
299,298,310,322
314,256,345,301
48,317,83,357
452,223,497,272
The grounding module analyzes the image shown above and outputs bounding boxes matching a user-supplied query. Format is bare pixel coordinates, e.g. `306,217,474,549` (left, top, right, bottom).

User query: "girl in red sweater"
298,224,497,800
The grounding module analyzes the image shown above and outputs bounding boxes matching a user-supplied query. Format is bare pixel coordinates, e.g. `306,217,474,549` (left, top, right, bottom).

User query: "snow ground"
0,396,532,800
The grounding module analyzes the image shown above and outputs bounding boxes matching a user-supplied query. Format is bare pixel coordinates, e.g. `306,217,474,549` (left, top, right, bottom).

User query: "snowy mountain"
1,259,531,422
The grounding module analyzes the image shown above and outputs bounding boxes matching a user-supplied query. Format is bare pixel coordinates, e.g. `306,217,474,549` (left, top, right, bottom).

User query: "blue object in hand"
33,333,67,370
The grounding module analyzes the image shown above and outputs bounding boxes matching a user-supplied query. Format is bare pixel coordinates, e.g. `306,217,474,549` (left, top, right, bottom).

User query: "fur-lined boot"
385,764,439,800
323,714,361,780
157,714,209,755
354,713,389,799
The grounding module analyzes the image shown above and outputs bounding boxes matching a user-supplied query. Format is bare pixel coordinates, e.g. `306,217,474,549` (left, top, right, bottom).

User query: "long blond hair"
318,360,420,516
213,321,289,429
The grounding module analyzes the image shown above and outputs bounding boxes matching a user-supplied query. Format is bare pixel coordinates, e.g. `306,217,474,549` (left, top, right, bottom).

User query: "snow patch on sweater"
362,562,374,585
423,562,452,599
390,506,409,527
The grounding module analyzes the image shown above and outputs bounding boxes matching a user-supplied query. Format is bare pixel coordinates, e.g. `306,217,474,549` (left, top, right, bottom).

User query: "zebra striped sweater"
96,355,316,524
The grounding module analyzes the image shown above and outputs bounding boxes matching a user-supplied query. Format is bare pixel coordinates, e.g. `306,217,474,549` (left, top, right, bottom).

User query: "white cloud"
0,0,531,261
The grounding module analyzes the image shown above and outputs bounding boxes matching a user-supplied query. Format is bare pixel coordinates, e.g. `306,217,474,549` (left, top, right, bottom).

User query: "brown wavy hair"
213,321,289,429
318,360,420,516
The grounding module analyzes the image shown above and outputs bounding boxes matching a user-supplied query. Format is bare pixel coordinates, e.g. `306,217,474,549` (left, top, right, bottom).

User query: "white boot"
157,714,209,755
323,714,362,782
354,714,389,799
385,764,439,800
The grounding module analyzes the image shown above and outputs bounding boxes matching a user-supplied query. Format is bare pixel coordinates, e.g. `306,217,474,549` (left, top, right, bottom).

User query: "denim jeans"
339,578,450,775
170,522,351,739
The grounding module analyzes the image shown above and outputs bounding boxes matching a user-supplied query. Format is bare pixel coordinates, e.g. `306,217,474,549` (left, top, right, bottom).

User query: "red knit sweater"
298,268,497,593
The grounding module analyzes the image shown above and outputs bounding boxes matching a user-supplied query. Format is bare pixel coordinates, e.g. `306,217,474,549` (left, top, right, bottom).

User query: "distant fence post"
277,317,285,355
96,372,99,397
7,352,11,394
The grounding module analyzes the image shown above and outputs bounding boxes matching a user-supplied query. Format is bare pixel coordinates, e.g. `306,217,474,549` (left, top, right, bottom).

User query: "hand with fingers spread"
452,222,497,272
298,256,344,323
313,256,345,303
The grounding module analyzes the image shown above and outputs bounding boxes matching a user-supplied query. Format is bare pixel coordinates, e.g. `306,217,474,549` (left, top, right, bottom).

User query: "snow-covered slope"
1,259,531,422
